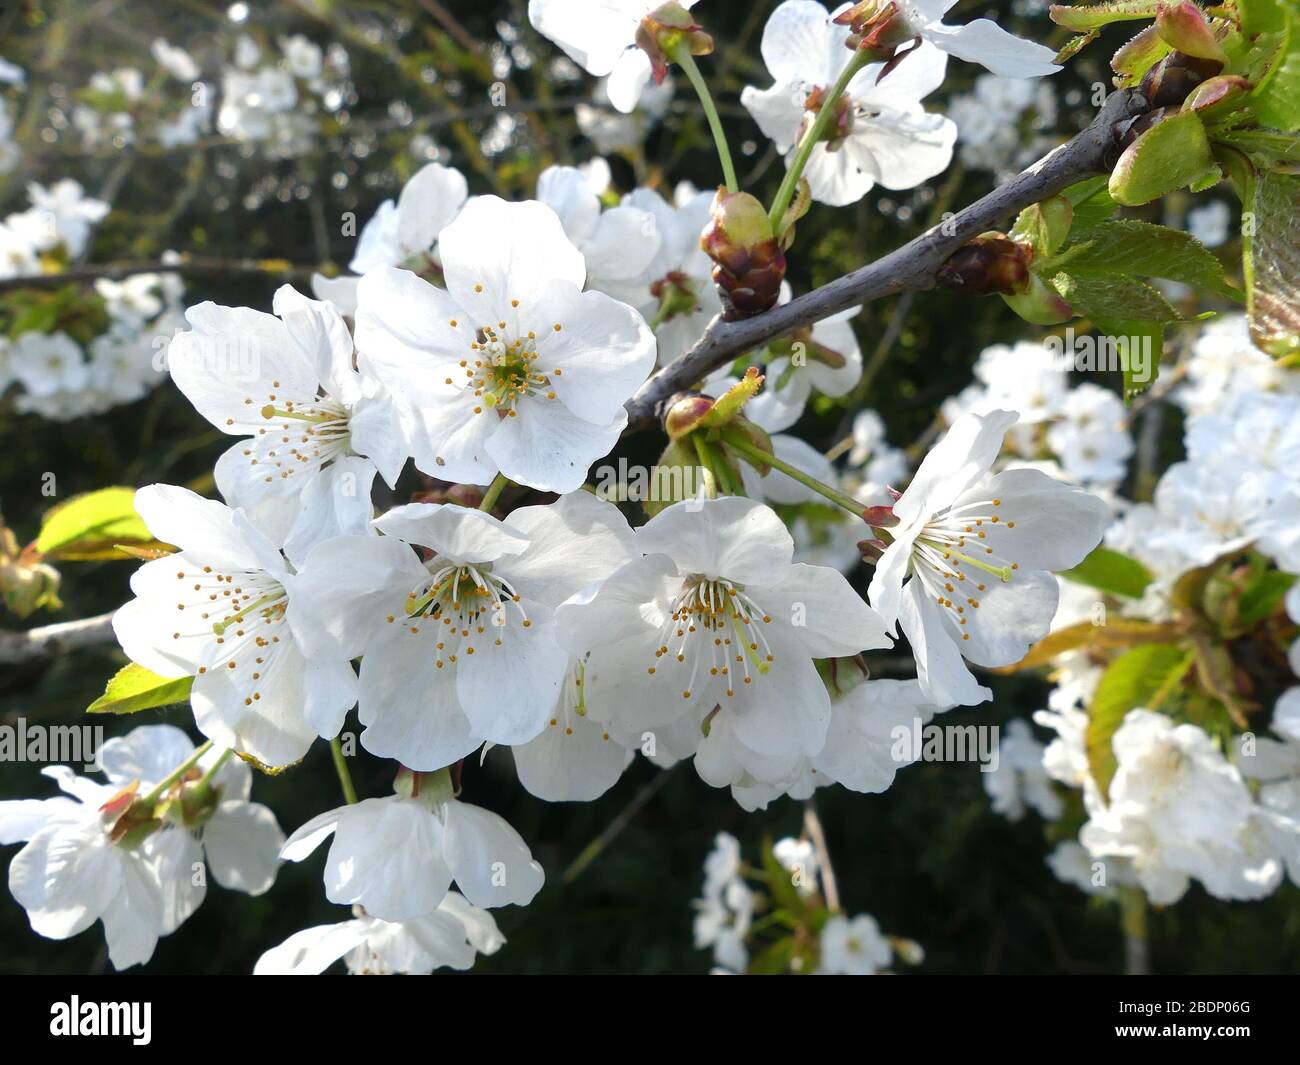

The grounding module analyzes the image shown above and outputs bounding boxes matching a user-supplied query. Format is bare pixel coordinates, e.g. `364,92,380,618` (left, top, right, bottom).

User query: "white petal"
758,563,892,658
203,800,285,895
396,162,468,257
439,196,585,321
895,409,1017,525
441,800,545,908
485,400,626,494
923,18,1061,78
899,579,991,706
637,496,795,584
372,502,530,562
254,920,369,974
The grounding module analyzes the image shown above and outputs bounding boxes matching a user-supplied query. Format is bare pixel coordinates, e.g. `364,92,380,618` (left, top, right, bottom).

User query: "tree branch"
0,256,319,293
624,88,1145,433
0,610,118,664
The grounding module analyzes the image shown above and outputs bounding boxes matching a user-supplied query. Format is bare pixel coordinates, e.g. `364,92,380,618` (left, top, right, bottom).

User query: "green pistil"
212,592,283,635
260,405,334,423
919,538,1013,582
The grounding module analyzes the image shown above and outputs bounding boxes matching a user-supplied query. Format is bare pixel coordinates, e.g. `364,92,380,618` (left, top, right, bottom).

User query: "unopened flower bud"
663,391,716,440
700,188,786,319
1001,272,1074,326
1138,51,1223,109
1181,74,1251,115
936,233,1033,296
0,559,62,618
862,505,899,528
1155,2,1227,64
857,538,889,562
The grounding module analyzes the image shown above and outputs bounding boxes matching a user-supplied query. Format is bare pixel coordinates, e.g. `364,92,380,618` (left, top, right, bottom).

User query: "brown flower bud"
700,188,786,319
1138,51,1224,110
936,233,1033,296
835,0,916,60
663,392,716,440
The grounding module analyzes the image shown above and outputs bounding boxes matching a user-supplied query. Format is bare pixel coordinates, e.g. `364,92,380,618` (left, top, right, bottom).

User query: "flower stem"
479,472,510,513
670,45,738,193
196,747,233,791
767,48,871,230
721,430,867,518
330,736,358,805
142,739,213,805
692,434,721,498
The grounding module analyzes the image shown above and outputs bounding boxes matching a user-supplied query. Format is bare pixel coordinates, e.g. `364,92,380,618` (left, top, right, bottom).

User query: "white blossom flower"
97,725,284,901
112,484,358,768
591,185,718,367
281,35,324,80
868,410,1110,707
0,766,169,969
557,496,893,792
291,492,636,770
281,791,544,920
861,0,1060,78
528,0,697,113
254,892,505,975
167,285,405,563
8,331,88,397
742,2,956,207
311,163,469,317
818,913,891,974
1079,710,1279,904
11,179,109,257
773,837,820,896
983,719,1062,822
536,161,661,294
354,196,655,492
1045,383,1134,487
151,39,201,82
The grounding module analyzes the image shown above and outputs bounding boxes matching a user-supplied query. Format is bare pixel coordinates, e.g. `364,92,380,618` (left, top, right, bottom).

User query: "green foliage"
1087,644,1195,799
1059,545,1154,599
35,487,162,561
87,663,193,716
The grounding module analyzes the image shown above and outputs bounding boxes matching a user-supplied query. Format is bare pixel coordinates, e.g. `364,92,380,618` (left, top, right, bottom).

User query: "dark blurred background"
1,0,1295,974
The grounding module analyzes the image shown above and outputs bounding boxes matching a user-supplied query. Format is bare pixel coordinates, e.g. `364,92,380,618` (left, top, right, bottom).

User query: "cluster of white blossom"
982,316,1300,906
693,831,919,974
7,0,1286,976
947,74,1058,179
61,32,349,157
0,182,184,420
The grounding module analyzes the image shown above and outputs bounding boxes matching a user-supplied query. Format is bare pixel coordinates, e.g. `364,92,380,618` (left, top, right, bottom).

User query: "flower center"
457,321,561,416
394,560,530,666
243,385,351,485
646,576,775,700
802,86,854,146
172,564,289,707
650,270,701,323
909,497,1021,642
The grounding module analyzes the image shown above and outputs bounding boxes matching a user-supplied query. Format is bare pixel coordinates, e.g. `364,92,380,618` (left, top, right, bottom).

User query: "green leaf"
1045,219,1240,301
1215,128,1300,166
1092,317,1167,399
35,487,156,559
1251,11,1300,131
1056,31,1099,63
88,663,193,715
1010,197,1074,257
1239,0,1288,35
1112,24,1172,87
1059,545,1154,598
1238,569,1297,626
1243,168,1300,357
1050,272,1179,322
1087,644,1195,800
1050,1,1160,32
1109,110,1216,206
1063,177,1119,232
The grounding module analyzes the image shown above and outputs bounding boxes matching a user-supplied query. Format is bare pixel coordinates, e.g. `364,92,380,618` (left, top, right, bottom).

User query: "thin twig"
0,610,118,664
562,765,677,884
802,799,841,913
0,256,318,292
623,89,1145,433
